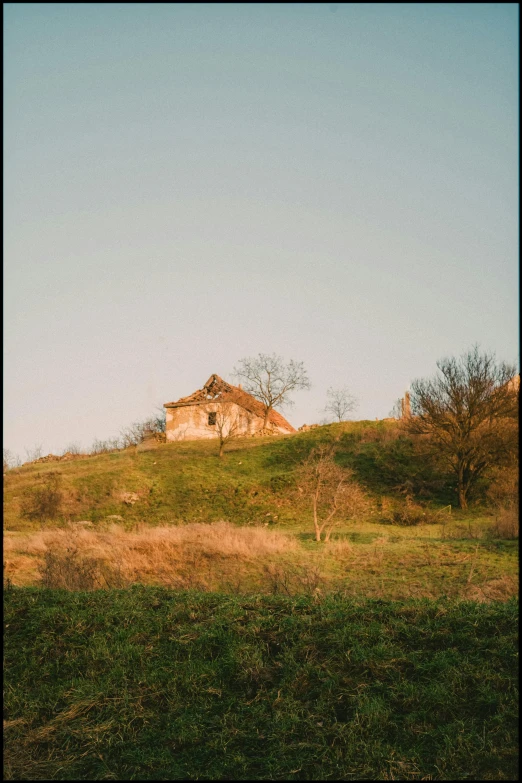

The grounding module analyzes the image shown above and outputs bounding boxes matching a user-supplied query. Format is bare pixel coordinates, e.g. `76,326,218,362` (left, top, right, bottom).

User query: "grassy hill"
3,421,517,600
3,421,518,779
0,420,479,532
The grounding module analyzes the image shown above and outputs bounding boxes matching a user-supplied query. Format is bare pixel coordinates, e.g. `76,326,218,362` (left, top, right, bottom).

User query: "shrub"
486,465,518,509
20,472,63,523
296,444,372,542
119,409,167,448
485,465,518,540
3,449,21,472
380,495,437,526
489,506,519,540
38,544,126,590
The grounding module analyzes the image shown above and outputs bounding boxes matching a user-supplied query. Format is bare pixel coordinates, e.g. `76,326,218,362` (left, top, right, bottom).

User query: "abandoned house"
164,374,296,442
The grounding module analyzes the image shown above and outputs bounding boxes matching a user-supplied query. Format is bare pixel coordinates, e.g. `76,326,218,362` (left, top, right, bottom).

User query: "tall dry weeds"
489,506,519,540
5,521,298,590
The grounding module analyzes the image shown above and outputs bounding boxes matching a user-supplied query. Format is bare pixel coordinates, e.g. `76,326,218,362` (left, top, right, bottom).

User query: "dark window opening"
208,412,217,425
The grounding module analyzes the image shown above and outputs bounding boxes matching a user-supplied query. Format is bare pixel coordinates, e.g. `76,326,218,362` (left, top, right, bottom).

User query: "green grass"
0,420,495,544
3,421,452,532
4,422,518,778
4,588,518,781
4,433,303,530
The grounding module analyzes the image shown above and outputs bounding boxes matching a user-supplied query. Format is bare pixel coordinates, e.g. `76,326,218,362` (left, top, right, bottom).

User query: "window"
208,412,217,426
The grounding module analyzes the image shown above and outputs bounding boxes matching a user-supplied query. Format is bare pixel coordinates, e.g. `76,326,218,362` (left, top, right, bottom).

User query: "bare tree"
324,386,358,422
3,448,21,472
119,408,167,448
296,444,370,542
151,406,166,433
119,422,145,448
24,444,43,463
234,353,311,430
405,346,518,509
205,401,244,457
389,398,403,420
62,442,82,456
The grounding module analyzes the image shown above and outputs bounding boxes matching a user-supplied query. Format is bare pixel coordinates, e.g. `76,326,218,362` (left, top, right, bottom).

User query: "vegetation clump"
406,346,518,508
379,495,438,526
19,471,63,524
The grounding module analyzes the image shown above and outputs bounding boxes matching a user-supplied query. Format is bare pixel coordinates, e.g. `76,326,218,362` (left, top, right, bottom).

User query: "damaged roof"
164,374,296,432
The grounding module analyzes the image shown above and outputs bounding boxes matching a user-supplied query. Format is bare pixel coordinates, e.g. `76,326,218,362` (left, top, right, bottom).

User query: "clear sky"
4,3,519,459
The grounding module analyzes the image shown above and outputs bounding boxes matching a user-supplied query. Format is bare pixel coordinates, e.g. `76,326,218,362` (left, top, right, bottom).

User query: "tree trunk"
313,499,321,542
219,440,224,458
458,484,468,509
263,406,271,430
457,464,468,509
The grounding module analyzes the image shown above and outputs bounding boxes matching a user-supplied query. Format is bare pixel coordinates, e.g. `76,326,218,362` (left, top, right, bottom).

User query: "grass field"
4,589,518,781
3,422,518,779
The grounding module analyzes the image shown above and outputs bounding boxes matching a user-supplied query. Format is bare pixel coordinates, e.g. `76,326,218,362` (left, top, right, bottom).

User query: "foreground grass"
4,588,518,781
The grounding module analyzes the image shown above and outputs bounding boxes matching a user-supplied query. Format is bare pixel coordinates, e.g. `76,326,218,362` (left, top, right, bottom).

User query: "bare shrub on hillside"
489,507,519,540
3,449,22,472
297,444,372,542
90,438,122,455
485,465,518,539
119,422,146,448
62,442,82,456
19,472,63,524
119,409,167,448
24,444,43,463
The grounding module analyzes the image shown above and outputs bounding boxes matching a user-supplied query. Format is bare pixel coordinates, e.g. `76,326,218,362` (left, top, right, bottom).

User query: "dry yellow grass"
4,518,517,600
4,521,298,588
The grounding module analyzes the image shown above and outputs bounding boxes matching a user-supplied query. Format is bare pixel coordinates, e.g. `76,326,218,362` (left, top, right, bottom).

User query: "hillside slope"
4,420,450,531
4,421,517,600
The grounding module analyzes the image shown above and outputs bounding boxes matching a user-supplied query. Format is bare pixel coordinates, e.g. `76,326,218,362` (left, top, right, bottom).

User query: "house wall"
165,402,293,442
165,402,258,442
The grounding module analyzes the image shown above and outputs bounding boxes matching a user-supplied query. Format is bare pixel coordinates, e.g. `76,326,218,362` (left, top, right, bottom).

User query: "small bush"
486,465,518,507
380,495,437,526
38,545,126,590
268,474,294,492
489,506,519,540
262,563,324,596
3,449,21,472
19,472,63,523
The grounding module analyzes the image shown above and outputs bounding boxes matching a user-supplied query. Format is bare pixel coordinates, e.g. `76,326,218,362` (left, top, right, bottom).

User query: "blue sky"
4,3,518,458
